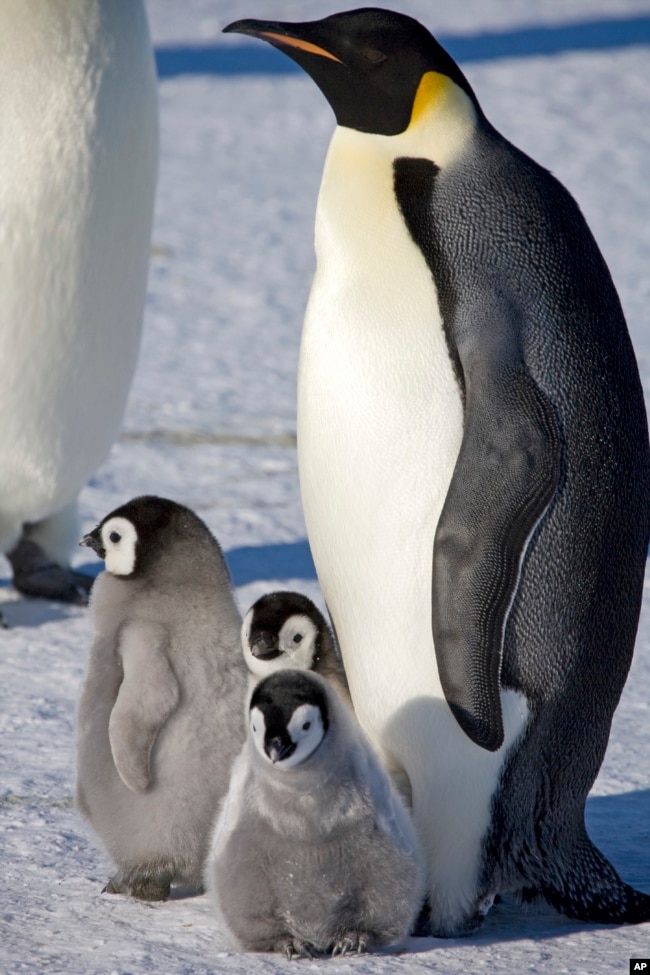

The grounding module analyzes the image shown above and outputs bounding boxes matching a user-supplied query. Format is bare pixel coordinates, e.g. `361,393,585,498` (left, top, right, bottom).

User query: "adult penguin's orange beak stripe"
258,31,343,63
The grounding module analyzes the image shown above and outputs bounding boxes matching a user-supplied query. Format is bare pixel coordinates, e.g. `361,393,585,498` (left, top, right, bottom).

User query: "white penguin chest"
298,128,464,724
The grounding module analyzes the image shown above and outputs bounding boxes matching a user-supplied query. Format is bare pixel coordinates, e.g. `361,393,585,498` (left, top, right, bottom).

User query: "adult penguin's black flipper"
431,315,562,751
393,157,563,751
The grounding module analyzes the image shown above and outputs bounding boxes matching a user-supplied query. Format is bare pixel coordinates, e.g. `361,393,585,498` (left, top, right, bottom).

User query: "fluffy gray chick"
76,495,247,900
205,669,424,958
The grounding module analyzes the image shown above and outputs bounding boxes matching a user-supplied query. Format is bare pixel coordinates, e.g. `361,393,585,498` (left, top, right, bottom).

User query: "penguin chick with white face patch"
206,670,424,959
241,591,351,706
0,1,157,609
76,496,247,901
224,8,650,936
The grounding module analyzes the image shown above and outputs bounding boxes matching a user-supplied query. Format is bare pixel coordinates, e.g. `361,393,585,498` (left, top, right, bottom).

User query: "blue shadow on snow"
586,789,650,892
225,540,317,586
155,14,650,79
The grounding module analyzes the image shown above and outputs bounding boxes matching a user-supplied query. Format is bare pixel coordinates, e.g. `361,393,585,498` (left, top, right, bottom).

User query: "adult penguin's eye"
362,48,386,63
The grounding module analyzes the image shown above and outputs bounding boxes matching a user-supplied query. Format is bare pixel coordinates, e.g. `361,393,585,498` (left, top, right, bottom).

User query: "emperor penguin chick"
241,591,351,706
76,496,247,901
206,669,424,959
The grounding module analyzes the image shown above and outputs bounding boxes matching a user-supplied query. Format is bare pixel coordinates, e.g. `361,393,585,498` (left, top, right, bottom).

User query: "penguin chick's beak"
80,531,105,560
251,632,281,661
223,19,343,65
266,736,295,764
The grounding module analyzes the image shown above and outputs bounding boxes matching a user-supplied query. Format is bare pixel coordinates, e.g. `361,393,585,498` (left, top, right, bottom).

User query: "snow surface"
2,1,650,972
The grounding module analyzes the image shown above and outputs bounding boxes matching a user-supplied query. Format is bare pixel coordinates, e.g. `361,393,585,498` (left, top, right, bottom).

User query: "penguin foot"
331,933,368,956
103,874,171,902
129,876,172,902
7,538,93,605
278,938,320,961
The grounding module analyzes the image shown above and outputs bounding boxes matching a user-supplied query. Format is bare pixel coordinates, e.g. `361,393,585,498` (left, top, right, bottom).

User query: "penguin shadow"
155,42,298,79
0,594,82,629
386,699,650,946
585,789,650,894
225,540,317,587
0,560,101,629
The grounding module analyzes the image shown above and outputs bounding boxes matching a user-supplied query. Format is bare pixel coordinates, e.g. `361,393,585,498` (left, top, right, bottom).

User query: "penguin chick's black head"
80,495,216,579
223,7,478,136
245,591,325,660
249,670,330,769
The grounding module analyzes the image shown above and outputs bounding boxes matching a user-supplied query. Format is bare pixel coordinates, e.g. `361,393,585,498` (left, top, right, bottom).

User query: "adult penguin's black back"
224,8,650,934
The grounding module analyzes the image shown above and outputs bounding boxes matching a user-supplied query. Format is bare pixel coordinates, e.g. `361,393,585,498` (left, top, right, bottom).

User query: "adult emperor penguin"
224,9,650,935
241,591,351,706
76,496,247,900
0,1,158,607
206,669,424,957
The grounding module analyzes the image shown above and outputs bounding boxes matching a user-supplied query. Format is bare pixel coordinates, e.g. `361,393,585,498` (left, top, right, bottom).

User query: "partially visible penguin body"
0,1,158,605
206,670,424,958
224,10,650,936
241,591,351,706
76,497,247,900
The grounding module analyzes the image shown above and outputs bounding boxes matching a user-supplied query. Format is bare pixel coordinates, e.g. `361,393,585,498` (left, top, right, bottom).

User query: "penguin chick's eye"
302,721,311,731
362,48,386,63
293,634,303,645
109,531,121,544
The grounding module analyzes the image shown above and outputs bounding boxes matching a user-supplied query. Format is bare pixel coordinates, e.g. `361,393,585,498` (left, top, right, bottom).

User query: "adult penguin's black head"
223,7,479,137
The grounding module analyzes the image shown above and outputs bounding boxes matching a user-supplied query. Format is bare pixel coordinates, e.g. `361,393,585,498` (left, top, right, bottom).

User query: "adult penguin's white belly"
298,126,529,924
0,1,158,552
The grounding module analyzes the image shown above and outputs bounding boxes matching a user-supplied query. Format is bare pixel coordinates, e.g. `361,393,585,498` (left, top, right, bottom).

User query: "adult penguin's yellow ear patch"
409,71,452,127
259,31,343,63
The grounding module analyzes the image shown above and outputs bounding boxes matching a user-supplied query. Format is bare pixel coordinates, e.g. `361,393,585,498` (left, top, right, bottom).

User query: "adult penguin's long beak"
223,18,344,65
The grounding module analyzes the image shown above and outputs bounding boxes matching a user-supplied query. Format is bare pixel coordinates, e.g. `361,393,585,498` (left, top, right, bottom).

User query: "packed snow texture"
2,1,649,972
